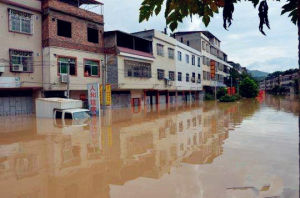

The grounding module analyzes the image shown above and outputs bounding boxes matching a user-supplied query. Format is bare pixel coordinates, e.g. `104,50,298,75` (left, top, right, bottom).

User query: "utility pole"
214,77,217,100
67,59,70,98
237,77,240,95
101,55,107,114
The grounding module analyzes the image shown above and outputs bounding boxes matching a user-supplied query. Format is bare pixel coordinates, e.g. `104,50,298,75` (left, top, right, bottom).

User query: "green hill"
247,70,269,78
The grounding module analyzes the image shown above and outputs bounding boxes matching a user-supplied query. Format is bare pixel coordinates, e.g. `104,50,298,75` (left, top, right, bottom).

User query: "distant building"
259,69,299,94
173,31,231,92
133,30,203,105
227,61,244,74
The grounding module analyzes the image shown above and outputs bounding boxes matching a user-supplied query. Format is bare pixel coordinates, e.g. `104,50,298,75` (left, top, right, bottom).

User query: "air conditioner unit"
197,79,201,83
12,64,23,72
168,81,173,86
191,77,195,82
60,74,68,83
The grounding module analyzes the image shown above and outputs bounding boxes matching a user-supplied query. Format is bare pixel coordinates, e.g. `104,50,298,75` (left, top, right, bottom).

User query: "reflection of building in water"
0,101,256,198
264,95,299,115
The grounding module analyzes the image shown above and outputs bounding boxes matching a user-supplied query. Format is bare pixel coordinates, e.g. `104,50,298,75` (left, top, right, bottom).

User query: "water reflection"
0,96,298,198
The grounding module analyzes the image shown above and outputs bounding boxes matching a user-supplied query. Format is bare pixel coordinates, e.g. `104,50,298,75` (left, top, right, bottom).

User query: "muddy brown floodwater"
0,95,299,198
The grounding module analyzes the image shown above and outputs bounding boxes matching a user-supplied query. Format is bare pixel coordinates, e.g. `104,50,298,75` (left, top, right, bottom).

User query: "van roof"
37,98,82,103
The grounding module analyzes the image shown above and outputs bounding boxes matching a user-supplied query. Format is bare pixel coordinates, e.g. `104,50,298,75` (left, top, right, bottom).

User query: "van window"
64,112,73,119
55,111,62,119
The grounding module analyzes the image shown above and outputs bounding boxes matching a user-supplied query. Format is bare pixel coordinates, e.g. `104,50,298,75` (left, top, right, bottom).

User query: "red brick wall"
43,0,103,23
42,0,104,53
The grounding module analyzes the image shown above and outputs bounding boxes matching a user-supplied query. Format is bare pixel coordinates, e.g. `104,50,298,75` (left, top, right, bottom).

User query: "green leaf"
202,15,210,26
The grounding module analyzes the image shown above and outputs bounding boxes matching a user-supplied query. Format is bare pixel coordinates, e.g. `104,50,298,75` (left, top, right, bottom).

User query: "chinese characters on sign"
99,84,111,106
105,84,111,106
88,83,112,115
87,83,100,116
210,60,216,80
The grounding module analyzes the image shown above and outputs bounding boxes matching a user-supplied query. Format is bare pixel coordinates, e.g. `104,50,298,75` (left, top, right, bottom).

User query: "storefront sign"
0,77,20,88
87,83,100,116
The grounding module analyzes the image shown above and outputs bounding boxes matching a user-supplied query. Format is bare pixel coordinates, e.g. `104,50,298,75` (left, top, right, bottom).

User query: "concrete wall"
42,47,104,91
175,32,203,52
116,55,154,90
175,41,202,91
134,30,177,90
0,1,42,88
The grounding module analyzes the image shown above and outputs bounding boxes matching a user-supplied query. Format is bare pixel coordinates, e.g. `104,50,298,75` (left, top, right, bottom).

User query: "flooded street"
0,95,299,198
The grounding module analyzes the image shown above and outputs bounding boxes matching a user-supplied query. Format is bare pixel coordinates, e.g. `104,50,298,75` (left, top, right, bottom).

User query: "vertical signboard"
210,60,216,79
99,85,103,105
105,84,111,106
87,83,100,116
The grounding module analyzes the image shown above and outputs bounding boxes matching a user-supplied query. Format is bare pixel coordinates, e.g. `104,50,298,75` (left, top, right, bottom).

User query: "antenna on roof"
164,26,167,35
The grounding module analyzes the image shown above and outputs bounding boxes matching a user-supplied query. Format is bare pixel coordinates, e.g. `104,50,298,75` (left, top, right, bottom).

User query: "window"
202,57,206,65
180,37,183,43
192,55,195,65
177,51,182,61
57,19,71,38
206,58,210,66
157,44,164,56
186,73,189,82
87,27,98,43
84,60,99,77
55,111,62,119
125,60,151,78
168,48,174,59
58,57,76,75
203,71,207,80
64,112,73,119
187,41,190,46
202,41,206,51
10,49,33,72
197,57,201,67
9,9,33,34
186,54,189,64
197,74,201,83
206,44,210,53
178,72,182,81
192,72,195,83
157,69,165,80
169,71,175,81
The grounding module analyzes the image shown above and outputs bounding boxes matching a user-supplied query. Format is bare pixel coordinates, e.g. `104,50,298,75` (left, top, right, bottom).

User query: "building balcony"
43,0,103,24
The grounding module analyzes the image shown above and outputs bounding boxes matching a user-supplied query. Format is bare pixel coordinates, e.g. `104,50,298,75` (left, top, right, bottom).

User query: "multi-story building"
175,41,202,102
0,0,43,116
41,0,104,99
133,29,203,105
260,69,299,94
104,30,155,108
227,61,244,74
173,31,231,93
132,30,178,105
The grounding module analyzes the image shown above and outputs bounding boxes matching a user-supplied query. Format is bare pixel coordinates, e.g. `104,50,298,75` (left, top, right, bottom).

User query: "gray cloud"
101,0,298,72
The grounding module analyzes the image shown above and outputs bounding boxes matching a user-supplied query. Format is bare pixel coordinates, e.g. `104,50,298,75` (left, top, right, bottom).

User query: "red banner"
210,60,216,79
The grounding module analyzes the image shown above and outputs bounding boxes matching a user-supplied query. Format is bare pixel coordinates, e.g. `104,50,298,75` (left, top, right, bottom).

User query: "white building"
175,41,203,102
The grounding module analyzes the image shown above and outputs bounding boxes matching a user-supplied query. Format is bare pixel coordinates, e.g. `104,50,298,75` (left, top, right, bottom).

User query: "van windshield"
73,111,90,120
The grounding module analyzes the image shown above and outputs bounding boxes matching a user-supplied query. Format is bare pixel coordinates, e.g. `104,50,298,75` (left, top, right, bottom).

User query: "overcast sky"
101,0,298,73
